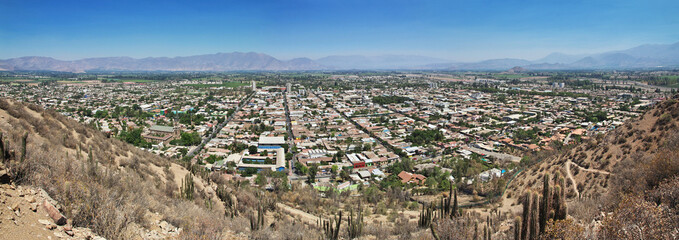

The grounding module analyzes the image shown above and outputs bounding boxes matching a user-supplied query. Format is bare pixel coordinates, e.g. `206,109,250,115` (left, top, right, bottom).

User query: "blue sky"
1,0,678,61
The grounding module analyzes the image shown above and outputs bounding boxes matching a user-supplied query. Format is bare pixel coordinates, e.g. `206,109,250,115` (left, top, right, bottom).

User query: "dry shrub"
432,217,477,240
644,147,679,189
647,176,679,212
569,197,600,223
601,195,676,240
391,215,416,238
543,218,586,240
0,100,238,240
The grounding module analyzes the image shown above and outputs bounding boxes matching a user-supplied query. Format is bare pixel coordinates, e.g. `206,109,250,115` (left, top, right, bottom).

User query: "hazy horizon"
2,0,678,62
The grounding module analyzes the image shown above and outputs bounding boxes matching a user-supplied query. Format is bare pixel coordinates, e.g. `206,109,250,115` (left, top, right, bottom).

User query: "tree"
340,168,351,181
248,145,258,154
178,147,188,157
307,164,319,184
255,172,267,186
331,165,339,179
119,128,151,148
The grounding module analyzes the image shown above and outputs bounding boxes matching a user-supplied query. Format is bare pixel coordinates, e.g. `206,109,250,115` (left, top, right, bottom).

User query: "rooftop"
150,125,174,133
258,136,286,145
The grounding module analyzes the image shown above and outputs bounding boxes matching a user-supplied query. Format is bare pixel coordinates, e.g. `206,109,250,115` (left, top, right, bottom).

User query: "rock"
25,195,36,203
159,221,171,231
30,203,38,212
65,230,74,236
53,231,66,238
0,170,9,184
64,225,72,231
47,224,57,230
42,200,66,225
10,202,19,211
39,219,52,225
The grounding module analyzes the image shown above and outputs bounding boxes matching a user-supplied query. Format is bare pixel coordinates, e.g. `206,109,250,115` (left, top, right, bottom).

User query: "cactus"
249,204,265,231
0,132,4,161
539,174,550,233
216,185,238,217
20,132,27,162
88,146,93,163
530,192,539,240
430,222,440,240
445,184,452,216
520,192,531,240
486,215,492,240
418,203,435,228
453,188,459,218
321,211,342,240
514,216,521,240
520,173,569,240
181,173,195,200
437,185,459,219
556,176,567,220
347,208,363,239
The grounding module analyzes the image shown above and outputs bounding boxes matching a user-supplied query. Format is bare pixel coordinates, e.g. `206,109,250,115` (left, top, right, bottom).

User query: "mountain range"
1,42,678,72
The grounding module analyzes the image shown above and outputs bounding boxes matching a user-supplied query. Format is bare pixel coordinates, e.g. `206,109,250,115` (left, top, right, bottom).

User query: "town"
1,71,674,206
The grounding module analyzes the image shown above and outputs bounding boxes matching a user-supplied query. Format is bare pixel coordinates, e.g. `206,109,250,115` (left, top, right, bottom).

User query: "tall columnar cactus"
520,173,570,240
437,185,459,219
419,203,435,228
430,222,440,240
221,185,239,217
347,208,364,239
453,188,459,218
556,176,567,220
321,211,342,240
20,132,28,162
181,173,195,200
539,174,551,233
514,216,522,240
486,215,492,240
0,132,5,161
249,204,265,231
520,192,531,240
530,192,540,240
88,146,93,163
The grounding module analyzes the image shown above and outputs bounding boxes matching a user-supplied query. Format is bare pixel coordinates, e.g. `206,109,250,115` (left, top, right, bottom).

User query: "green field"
493,74,531,79
113,79,159,83
184,81,248,88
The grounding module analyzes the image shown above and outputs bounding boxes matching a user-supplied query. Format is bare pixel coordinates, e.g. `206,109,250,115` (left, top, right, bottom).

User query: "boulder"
0,170,9,184
42,200,66,225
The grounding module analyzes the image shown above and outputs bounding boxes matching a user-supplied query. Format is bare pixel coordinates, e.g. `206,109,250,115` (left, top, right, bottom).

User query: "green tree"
249,145,258,154
307,164,319,184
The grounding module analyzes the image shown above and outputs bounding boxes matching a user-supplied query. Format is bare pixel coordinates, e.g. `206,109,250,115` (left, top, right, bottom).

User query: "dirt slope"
0,99,227,239
505,96,679,204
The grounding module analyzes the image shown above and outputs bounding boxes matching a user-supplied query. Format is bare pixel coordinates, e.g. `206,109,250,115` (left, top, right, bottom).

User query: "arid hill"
0,98,238,239
507,95,679,201
499,95,679,239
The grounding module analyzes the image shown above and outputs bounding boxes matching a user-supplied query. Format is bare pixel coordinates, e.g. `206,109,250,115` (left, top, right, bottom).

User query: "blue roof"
258,145,282,149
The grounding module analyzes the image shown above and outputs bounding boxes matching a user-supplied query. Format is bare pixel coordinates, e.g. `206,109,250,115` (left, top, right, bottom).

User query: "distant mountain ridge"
0,52,326,72
1,41,678,71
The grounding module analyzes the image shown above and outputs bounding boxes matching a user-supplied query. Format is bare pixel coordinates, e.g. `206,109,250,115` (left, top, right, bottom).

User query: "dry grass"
0,99,242,239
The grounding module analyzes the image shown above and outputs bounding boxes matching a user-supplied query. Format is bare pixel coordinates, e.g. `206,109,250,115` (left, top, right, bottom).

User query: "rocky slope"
0,99,232,239
506,95,679,203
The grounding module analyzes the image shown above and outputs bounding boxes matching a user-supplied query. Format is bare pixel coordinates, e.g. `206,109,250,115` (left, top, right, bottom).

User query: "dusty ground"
0,183,104,240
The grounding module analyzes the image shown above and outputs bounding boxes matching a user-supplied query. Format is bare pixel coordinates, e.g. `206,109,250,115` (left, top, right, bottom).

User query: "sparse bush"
602,195,676,239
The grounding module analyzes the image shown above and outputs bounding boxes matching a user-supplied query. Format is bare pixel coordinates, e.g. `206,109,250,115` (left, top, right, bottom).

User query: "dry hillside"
506,95,679,205
0,98,239,239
